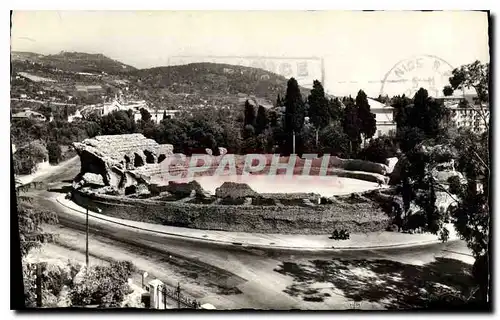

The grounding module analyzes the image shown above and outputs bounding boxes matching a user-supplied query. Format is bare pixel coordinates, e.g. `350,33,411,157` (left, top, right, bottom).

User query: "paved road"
11,98,77,106
23,160,475,310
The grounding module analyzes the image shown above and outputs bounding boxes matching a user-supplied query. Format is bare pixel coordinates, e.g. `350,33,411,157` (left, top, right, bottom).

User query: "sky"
10,11,490,97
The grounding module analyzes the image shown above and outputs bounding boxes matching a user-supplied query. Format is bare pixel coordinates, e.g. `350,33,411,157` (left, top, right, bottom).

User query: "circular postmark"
380,55,454,99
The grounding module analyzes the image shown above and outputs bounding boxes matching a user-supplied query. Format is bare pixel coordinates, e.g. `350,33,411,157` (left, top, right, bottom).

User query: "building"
136,109,181,123
11,109,47,122
75,85,104,94
68,109,83,123
446,104,489,133
439,96,489,133
97,96,181,123
367,98,396,138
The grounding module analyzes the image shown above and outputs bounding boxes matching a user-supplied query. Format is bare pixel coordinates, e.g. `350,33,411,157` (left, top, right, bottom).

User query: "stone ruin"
73,134,174,195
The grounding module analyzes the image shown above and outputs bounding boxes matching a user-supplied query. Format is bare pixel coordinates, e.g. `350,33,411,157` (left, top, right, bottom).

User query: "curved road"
24,158,474,310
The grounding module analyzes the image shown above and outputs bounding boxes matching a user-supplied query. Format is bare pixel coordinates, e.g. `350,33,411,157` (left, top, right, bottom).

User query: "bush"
47,141,62,165
70,260,135,308
386,224,399,232
356,136,397,164
318,123,350,157
13,140,48,175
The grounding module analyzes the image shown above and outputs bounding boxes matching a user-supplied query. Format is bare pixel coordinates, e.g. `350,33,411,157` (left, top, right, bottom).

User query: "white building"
441,96,489,133
367,98,396,138
99,96,180,124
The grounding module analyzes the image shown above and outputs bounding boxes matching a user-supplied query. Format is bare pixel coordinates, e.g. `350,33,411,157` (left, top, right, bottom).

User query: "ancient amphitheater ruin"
71,134,402,234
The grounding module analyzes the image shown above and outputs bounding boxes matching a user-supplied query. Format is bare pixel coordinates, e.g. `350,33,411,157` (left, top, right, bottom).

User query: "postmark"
380,55,455,98
169,55,324,89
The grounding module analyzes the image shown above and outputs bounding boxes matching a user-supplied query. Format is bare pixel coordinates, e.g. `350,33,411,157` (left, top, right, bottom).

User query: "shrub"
47,141,62,165
356,136,397,164
70,260,135,308
13,140,48,175
386,224,399,232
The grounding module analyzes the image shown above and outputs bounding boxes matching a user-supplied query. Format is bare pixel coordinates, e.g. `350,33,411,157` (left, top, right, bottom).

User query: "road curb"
55,196,456,253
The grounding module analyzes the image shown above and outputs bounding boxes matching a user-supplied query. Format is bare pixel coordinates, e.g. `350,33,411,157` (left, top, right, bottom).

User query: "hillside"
10,52,317,110
11,51,45,62
129,63,311,106
11,51,136,74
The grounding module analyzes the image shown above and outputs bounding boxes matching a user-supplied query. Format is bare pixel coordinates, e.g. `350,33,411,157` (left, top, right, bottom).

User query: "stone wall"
72,189,391,235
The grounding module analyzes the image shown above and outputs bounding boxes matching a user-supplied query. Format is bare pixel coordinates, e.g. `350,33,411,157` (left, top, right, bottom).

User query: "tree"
446,60,490,167
318,123,350,157
100,110,137,135
275,93,283,108
449,129,490,302
39,104,53,122
16,188,58,258
411,88,449,138
243,100,256,128
70,261,136,307
355,90,377,146
139,108,152,122
328,98,343,123
443,86,454,96
162,110,167,120
357,136,398,164
396,126,426,154
392,94,413,131
13,140,48,175
308,80,331,146
268,109,279,127
398,127,490,305
284,78,305,154
393,89,449,153
448,60,489,105
255,105,268,135
84,119,101,138
342,100,361,155
47,141,62,165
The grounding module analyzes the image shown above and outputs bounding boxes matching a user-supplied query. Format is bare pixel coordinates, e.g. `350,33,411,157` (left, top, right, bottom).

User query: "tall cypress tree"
276,94,282,108
342,97,361,155
255,105,268,135
328,98,343,122
284,78,305,154
355,90,377,146
308,80,330,146
243,100,256,128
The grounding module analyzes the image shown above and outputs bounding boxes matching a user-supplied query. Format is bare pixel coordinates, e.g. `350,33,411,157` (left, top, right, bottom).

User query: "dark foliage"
355,90,377,142
47,140,62,164
356,136,398,164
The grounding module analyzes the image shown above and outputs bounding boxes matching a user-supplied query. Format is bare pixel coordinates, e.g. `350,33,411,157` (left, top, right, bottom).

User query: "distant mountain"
11,51,136,74
130,62,311,105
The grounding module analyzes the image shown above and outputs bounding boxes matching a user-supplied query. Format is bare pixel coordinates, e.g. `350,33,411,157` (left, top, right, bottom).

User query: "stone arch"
134,153,144,167
158,154,166,163
143,150,155,164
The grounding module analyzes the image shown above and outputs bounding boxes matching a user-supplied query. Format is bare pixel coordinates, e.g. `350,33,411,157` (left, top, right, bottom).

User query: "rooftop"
367,97,392,110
